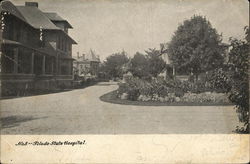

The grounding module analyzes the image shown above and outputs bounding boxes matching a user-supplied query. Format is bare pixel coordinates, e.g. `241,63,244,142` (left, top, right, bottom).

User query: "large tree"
145,48,166,77
103,51,129,79
228,27,249,133
167,15,227,79
129,52,149,78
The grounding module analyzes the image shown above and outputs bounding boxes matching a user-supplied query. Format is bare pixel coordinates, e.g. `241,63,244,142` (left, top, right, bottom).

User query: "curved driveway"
0,82,242,134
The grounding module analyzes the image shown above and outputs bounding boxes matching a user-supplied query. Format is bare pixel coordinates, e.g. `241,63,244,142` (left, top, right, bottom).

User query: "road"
0,82,242,134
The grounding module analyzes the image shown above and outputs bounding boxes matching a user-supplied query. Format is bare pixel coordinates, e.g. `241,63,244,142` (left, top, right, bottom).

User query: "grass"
100,90,234,106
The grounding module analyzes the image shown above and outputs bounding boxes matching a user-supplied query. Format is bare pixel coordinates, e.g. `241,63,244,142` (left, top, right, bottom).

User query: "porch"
0,42,73,96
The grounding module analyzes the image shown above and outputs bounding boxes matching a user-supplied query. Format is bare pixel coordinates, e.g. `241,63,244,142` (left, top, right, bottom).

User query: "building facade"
73,50,100,78
0,1,77,96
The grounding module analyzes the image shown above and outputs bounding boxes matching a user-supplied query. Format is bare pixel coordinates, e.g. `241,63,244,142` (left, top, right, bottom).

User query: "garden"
101,69,232,106
100,15,249,132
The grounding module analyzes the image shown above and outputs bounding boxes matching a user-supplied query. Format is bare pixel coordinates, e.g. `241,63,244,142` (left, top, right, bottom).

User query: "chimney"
25,2,38,7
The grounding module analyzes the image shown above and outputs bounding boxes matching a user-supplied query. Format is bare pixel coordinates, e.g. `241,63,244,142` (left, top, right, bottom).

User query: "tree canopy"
103,51,129,79
228,27,249,132
130,52,149,78
129,49,166,79
167,15,227,76
145,48,166,77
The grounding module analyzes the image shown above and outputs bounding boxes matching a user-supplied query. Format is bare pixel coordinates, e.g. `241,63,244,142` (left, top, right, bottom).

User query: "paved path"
0,82,242,134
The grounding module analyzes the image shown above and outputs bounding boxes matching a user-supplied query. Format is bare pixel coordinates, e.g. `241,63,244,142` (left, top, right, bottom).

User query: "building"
0,1,77,96
158,51,176,80
73,49,100,78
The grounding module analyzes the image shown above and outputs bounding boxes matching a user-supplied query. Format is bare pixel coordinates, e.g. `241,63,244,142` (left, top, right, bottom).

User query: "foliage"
228,27,249,132
103,51,129,79
129,52,150,78
145,48,166,77
129,49,166,79
181,92,230,103
206,68,232,93
167,15,227,78
117,76,230,104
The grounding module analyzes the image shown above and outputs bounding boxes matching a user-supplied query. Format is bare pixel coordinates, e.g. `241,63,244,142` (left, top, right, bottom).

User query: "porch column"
30,52,34,74
58,58,61,75
56,53,59,75
13,48,18,74
42,55,46,75
51,58,54,75
70,61,73,75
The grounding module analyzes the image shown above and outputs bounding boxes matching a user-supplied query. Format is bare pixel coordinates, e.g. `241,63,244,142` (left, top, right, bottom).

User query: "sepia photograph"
0,0,249,163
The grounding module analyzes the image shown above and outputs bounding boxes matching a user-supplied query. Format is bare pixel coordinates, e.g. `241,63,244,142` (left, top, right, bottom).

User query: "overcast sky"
11,0,249,60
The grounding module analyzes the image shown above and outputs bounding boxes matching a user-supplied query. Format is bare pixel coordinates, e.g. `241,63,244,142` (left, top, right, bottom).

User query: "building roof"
88,49,100,62
161,52,171,65
44,12,73,28
1,1,77,44
75,50,100,62
16,6,60,30
0,0,27,23
2,39,58,57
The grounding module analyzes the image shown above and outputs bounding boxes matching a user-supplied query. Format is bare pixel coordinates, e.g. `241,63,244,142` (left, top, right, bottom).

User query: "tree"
145,48,166,77
103,51,129,79
228,27,249,133
130,52,150,78
167,15,227,79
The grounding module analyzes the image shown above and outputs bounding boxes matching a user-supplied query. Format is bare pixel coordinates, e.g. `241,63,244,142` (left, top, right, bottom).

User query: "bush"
117,77,144,101
181,92,230,103
227,31,249,133
206,68,232,93
117,75,232,103
117,77,183,101
179,68,231,94
127,88,140,101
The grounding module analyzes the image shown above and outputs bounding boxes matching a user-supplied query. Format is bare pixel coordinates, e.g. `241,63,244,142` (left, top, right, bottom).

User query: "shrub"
117,76,231,104
181,92,230,103
127,88,140,101
227,31,249,133
174,88,184,97
206,68,232,93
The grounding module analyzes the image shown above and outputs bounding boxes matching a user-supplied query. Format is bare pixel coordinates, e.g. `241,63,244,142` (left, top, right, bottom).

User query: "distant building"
0,1,77,96
73,49,100,77
158,52,176,80
160,52,171,65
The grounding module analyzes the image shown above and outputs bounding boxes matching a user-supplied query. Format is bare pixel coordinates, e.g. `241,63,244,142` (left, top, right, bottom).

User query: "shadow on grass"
0,115,47,129
100,90,234,106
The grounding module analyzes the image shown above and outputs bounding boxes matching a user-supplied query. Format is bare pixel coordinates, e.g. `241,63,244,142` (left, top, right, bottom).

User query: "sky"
11,0,249,61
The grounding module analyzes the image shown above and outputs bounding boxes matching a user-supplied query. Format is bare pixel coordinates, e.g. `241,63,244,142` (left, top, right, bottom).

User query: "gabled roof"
0,0,26,23
88,49,100,62
51,29,77,44
75,49,100,62
44,12,73,28
44,12,65,21
1,1,77,44
16,6,60,30
15,5,76,44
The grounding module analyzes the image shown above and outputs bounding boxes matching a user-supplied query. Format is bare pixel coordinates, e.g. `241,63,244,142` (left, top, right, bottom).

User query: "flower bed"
100,90,232,106
116,77,231,104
